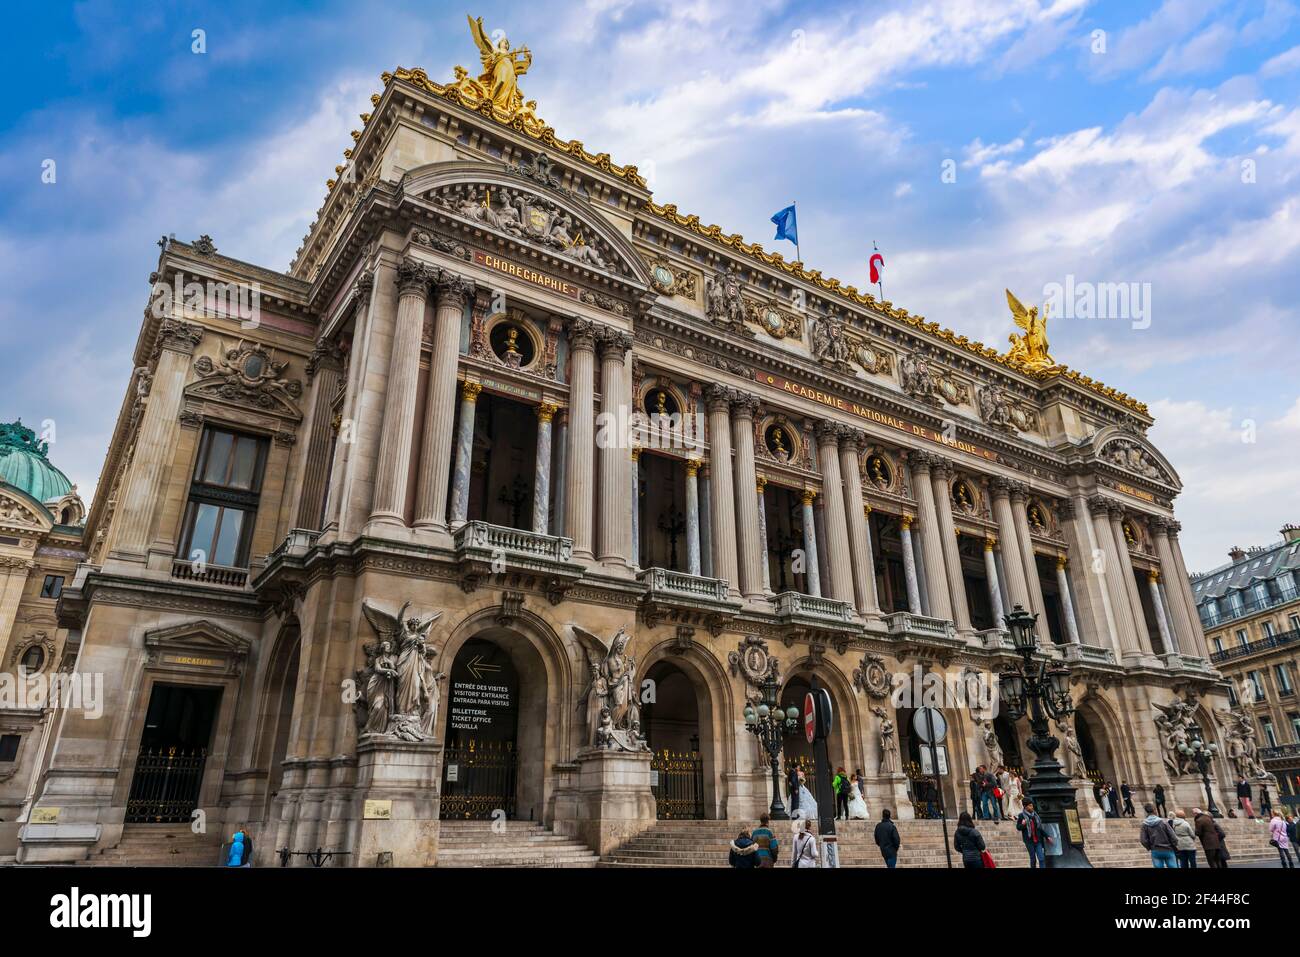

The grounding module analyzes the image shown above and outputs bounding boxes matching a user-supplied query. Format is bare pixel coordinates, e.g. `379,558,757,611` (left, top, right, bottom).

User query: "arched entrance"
780,674,852,811
440,635,530,820
992,712,1024,776
896,707,962,818
255,624,301,823
643,661,704,819
1074,704,1120,797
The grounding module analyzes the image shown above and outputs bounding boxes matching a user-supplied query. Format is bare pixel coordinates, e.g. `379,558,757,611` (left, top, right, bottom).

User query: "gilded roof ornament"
1003,289,1058,373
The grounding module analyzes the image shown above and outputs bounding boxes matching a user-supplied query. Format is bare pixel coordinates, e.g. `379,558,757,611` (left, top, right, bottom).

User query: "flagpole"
873,240,883,301
793,200,801,264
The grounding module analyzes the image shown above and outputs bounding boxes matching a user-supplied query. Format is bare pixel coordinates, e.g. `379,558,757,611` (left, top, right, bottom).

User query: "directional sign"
466,654,502,681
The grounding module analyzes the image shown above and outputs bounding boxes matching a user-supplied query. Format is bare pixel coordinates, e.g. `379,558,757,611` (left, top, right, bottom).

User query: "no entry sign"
804,692,816,743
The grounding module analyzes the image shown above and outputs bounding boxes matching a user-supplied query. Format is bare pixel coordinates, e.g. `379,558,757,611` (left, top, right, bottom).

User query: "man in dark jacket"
1015,799,1048,868
1153,783,1167,817
969,773,982,819
1120,782,1135,817
874,809,901,868
1139,803,1178,867
1193,808,1228,869
729,829,759,868
787,765,801,817
1236,777,1255,818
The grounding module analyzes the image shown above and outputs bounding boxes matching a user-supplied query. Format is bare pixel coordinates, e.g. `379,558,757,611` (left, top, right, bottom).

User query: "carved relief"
190,341,304,419
729,635,780,706
704,267,755,337
744,295,801,340
646,254,699,300
1099,438,1169,483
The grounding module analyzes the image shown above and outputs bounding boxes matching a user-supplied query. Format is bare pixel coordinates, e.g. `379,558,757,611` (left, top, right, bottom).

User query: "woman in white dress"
794,768,819,821
847,774,870,820
1005,771,1023,815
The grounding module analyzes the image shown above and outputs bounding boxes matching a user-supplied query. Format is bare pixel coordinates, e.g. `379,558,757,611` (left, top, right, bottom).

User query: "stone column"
295,337,345,530
908,453,952,621
1148,569,1176,655
699,466,714,577
630,447,641,565
1010,486,1049,621
112,319,204,560
800,490,822,597
565,320,598,561
813,497,830,592
552,412,568,537
816,422,855,605
1153,519,1205,658
755,476,771,592
1089,496,1143,660
899,514,922,614
930,459,972,631
704,385,738,593
1062,493,1121,654
730,394,764,600
448,380,481,528
1056,556,1082,644
839,430,880,615
371,260,430,524
685,459,703,576
1109,507,1155,655
532,403,557,535
990,478,1032,612
412,269,472,530
983,536,1006,629
596,329,633,566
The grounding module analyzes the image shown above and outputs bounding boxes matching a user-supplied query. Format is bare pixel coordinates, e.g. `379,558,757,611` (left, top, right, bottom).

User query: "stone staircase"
87,826,225,867
600,816,1280,868
434,821,600,867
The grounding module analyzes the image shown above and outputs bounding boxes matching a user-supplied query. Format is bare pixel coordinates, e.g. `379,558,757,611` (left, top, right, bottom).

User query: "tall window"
1236,629,1249,648
1247,670,1266,701
1289,613,1300,633
1276,664,1295,696
1290,713,1300,743
1262,719,1277,748
1263,620,1276,639
177,427,268,569
39,575,64,599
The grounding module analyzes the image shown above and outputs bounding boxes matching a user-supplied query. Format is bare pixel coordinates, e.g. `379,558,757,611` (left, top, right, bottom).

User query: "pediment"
0,484,53,533
1093,429,1178,487
401,159,652,287
185,339,303,421
143,619,253,658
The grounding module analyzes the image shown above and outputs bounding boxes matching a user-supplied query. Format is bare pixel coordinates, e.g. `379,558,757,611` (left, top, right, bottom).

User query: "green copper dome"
0,421,73,504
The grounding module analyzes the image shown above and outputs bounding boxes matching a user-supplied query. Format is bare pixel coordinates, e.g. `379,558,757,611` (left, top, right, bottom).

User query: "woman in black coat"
953,812,987,868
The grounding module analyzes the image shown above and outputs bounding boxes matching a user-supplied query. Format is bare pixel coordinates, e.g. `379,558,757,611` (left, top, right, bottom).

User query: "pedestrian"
786,763,801,818
1170,809,1198,869
833,766,849,820
978,765,1000,822
729,828,758,868
238,826,254,867
968,772,982,819
1269,811,1295,868
1107,781,1121,818
997,765,1010,818
1193,807,1228,869
1121,782,1136,818
1098,783,1112,817
874,808,901,868
1260,786,1272,818
1139,803,1178,868
751,814,779,868
224,830,247,868
792,818,819,868
1153,783,1167,818
1236,776,1255,819
1015,798,1048,868
1286,814,1298,852
953,812,987,868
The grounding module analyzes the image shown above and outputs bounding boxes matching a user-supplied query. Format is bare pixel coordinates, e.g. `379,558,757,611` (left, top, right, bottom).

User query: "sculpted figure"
872,706,900,775
574,625,648,751
358,599,443,742
1058,719,1087,779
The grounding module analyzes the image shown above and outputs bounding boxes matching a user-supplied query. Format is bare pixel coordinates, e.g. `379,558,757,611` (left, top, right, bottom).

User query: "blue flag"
770,204,798,246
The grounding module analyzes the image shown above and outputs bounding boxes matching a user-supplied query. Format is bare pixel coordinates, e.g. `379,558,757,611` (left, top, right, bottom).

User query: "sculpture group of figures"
1101,438,1165,481
704,268,753,336
575,625,650,752
439,185,613,270
354,600,445,742
1215,706,1273,782
1153,696,1275,784
898,350,941,403
808,316,853,367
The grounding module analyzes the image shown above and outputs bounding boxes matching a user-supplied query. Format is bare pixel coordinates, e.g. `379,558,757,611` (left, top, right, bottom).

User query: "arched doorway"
780,674,851,811
643,661,704,819
896,707,962,818
440,635,529,820
255,625,301,823
992,712,1024,776
1074,704,1120,801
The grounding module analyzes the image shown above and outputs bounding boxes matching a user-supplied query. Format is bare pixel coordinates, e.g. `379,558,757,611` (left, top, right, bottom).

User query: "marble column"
1109,507,1155,655
929,458,971,630
983,536,1006,629
816,423,855,605
698,466,713,577
839,430,880,615
908,454,952,621
372,259,432,525
1169,522,1211,659
113,319,203,560
1056,556,1082,644
1148,569,1176,655
412,270,473,530
730,394,765,600
596,330,633,566
800,490,822,598
296,337,345,530
552,413,568,538
1153,518,1204,658
685,459,702,576
448,380,481,528
533,403,557,535
1089,496,1143,660
704,385,738,593
990,478,1033,612
1063,493,1121,654
755,476,771,592
630,447,642,566
813,497,830,593
565,320,598,561
899,514,922,614
1010,487,1049,621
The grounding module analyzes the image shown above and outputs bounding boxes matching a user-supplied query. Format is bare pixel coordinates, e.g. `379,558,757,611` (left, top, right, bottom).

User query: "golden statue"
453,15,533,118
1004,289,1057,372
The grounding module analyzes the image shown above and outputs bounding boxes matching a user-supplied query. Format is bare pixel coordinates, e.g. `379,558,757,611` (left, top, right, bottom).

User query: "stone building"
13,20,1239,865
1195,526,1300,810
0,421,87,855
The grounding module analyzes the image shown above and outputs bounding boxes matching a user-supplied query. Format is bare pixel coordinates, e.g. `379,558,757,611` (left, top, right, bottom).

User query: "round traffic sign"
804,693,816,743
913,707,947,744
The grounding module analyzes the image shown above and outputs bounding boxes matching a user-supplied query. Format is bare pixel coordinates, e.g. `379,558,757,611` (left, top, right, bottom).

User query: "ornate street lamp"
744,673,800,820
997,604,1091,868
1178,732,1222,817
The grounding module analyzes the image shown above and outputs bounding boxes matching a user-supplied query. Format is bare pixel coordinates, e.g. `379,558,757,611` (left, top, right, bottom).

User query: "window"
1262,719,1278,748
0,734,18,762
1290,713,1300,743
1213,637,1224,654
1289,614,1300,633
19,645,45,674
1263,620,1276,638
1248,671,1266,701
1227,683,1239,706
1236,629,1249,648
1276,664,1294,695
39,575,64,599
177,427,268,570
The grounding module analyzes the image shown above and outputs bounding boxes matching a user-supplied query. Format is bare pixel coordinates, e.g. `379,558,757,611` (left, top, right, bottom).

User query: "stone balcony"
453,521,585,603
169,557,249,589
637,567,742,635
882,611,965,660
1158,651,1215,674
771,591,862,649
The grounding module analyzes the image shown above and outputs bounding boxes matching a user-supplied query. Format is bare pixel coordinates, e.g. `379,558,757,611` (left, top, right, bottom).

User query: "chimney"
1283,524,1300,544
1228,546,1246,562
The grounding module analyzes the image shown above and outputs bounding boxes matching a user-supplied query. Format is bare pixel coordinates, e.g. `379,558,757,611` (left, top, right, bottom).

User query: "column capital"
730,391,761,419
596,327,633,360
568,316,599,351
815,419,842,447
864,502,873,517
1056,554,1069,571
685,458,702,477
1086,493,1112,515
1149,515,1171,534
156,318,204,355
396,257,433,296
930,456,955,481
756,476,767,493
1166,519,1183,537
1147,568,1161,584
434,269,475,308
306,336,345,379
800,488,817,506
462,380,483,402
1057,497,1076,519
839,426,868,451
901,512,914,530
352,268,375,305
536,401,558,423
985,535,997,551
989,475,1018,498
631,445,642,460
704,382,733,413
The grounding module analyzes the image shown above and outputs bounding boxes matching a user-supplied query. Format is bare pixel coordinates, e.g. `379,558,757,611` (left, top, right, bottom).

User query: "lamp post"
997,604,1091,868
744,673,800,821
1178,734,1222,818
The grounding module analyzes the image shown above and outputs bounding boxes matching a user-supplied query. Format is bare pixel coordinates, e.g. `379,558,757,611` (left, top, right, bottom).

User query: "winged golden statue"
453,15,532,116
1004,289,1058,372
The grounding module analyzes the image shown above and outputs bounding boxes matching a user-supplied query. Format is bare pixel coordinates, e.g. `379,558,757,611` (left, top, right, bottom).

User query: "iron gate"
440,740,518,819
125,746,208,823
651,749,704,819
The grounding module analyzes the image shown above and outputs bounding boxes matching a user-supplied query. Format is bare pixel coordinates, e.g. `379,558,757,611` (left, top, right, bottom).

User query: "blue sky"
2,0,1299,572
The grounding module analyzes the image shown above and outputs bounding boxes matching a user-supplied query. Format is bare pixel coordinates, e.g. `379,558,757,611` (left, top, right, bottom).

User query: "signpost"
807,680,838,868
913,706,953,868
